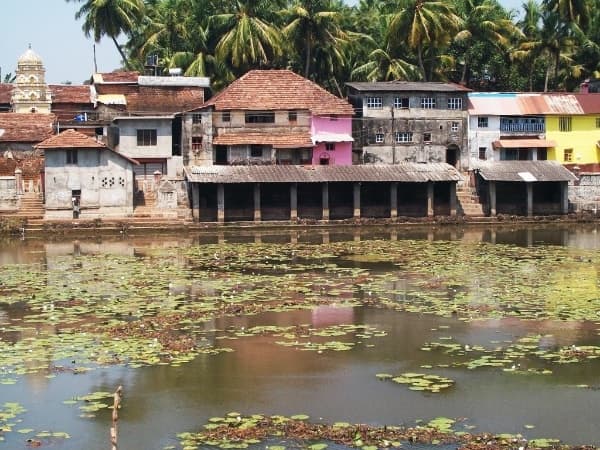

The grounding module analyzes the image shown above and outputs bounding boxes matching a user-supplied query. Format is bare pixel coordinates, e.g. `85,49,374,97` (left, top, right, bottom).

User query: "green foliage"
66,0,600,93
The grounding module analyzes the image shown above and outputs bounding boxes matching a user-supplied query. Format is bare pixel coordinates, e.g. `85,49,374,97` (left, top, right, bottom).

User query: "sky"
1,0,525,86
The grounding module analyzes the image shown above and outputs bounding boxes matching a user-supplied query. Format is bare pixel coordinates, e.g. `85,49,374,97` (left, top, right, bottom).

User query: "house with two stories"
468,92,600,169
187,69,355,167
346,81,470,169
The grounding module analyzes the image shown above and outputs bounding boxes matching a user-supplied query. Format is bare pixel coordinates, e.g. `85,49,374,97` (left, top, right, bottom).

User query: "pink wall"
310,115,353,166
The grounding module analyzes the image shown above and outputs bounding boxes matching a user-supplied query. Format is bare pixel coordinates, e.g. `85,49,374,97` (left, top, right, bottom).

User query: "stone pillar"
322,183,329,221
489,181,497,217
217,183,225,223
427,182,434,217
253,183,261,222
14,168,23,195
290,183,298,221
560,181,569,214
390,182,398,219
353,182,361,219
194,183,200,221
153,170,162,187
526,182,533,217
450,182,457,217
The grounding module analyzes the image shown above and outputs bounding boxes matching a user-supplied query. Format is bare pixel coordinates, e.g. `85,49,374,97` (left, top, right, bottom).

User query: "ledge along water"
0,224,599,449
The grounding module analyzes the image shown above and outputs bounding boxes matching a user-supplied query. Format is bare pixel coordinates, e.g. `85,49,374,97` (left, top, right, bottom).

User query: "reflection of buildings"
311,306,354,328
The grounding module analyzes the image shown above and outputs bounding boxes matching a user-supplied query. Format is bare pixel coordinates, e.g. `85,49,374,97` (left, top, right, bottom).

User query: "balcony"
500,118,545,134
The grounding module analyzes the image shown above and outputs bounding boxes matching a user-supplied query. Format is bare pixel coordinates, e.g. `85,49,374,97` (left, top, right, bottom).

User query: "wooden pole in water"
110,385,123,450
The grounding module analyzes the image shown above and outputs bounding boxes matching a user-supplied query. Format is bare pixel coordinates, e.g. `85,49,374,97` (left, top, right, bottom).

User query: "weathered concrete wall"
44,148,135,219
114,118,172,159
183,111,213,167
350,92,468,168
0,176,17,210
468,115,501,162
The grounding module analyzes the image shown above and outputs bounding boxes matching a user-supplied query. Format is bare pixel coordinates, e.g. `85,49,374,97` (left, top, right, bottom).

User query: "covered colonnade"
185,164,462,223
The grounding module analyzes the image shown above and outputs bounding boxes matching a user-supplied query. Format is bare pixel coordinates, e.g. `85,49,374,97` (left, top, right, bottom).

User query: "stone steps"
456,186,485,217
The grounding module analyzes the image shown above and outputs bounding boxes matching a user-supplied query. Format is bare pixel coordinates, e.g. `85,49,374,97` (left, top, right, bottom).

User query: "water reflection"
2,224,600,449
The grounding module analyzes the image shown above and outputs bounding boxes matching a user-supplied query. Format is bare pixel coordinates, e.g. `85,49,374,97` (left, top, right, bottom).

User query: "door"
446,146,458,167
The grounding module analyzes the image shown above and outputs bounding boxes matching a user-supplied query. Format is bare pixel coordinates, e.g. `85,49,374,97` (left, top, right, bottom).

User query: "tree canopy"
67,0,600,93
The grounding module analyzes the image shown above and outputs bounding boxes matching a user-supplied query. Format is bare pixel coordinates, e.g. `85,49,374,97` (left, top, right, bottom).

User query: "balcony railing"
500,120,545,133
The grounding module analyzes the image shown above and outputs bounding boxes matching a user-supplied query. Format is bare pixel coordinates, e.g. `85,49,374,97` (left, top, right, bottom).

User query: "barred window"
66,149,78,165
478,117,488,128
394,97,409,109
192,113,202,124
375,133,384,143
137,129,157,146
366,97,383,109
564,148,573,162
559,116,572,132
447,98,463,109
395,132,413,143
420,97,436,109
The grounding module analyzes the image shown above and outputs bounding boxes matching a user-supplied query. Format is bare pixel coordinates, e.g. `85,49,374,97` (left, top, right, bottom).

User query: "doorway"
446,146,458,167
71,189,81,219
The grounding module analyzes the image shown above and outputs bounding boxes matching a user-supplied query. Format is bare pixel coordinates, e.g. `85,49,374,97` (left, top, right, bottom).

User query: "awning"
311,132,354,144
212,131,313,149
493,139,556,149
96,94,127,105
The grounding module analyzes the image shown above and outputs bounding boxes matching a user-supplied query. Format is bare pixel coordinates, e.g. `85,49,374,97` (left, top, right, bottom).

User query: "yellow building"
545,93,600,170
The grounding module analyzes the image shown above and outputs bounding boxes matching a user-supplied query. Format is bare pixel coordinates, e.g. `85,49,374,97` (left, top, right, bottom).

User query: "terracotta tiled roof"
49,85,93,104
0,113,56,142
205,70,354,116
94,71,140,83
126,86,205,113
213,131,313,148
185,163,462,183
35,129,105,149
0,84,13,104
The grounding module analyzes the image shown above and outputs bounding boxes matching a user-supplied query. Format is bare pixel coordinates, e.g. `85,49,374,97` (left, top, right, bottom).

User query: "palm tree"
453,0,523,85
387,0,462,81
351,47,418,81
210,0,283,72
67,0,145,66
514,9,575,91
281,0,347,78
542,0,590,30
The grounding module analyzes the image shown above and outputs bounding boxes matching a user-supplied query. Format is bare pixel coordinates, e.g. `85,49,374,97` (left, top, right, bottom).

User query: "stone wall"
0,176,18,210
570,173,600,211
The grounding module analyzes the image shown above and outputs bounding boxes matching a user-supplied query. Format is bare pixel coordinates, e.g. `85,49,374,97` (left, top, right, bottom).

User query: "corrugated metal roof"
468,94,522,115
474,161,576,182
347,81,471,93
493,139,556,148
185,163,461,184
544,94,584,114
468,92,598,115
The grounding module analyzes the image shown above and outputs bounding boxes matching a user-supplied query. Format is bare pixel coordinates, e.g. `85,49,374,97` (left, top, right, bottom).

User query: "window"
478,117,489,128
137,129,157,146
66,149,78,165
423,132,432,143
564,148,573,162
325,143,335,151
375,133,384,144
394,97,409,109
421,97,436,109
559,116,572,132
288,111,297,122
596,117,600,128
478,147,487,160
366,97,383,109
250,145,263,158
451,122,459,132
192,136,202,151
192,113,202,124
245,111,275,123
447,98,463,110
222,112,231,122
395,132,413,143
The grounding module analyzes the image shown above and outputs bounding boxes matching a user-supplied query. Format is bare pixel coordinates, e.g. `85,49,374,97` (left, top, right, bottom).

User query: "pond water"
1,224,600,449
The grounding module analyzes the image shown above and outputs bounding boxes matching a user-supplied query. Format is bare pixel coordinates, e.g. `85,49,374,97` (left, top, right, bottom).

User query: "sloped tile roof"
49,85,93,104
473,160,577,182
205,70,354,116
213,131,313,148
0,113,56,142
0,84,13,104
35,129,105,149
126,86,204,114
185,163,461,183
